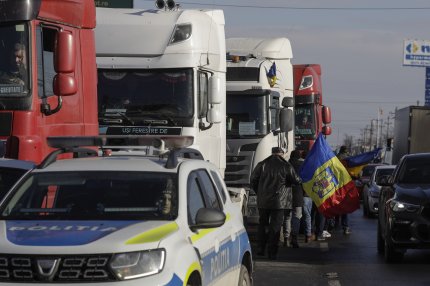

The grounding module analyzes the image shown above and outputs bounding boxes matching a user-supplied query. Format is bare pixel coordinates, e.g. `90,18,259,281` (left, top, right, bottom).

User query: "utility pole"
386,111,395,139
364,125,370,151
376,108,384,148
369,119,376,149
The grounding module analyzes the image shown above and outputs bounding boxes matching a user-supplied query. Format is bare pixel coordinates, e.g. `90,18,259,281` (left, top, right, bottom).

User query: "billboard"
403,39,430,67
95,0,133,8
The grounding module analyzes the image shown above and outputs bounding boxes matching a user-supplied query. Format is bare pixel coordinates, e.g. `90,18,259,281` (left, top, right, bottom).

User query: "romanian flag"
267,62,277,87
300,134,360,217
341,148,382,178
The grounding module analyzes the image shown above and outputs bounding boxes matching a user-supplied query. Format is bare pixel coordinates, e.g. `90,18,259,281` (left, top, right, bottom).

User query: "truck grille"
0,254,115,282
225,151,254,185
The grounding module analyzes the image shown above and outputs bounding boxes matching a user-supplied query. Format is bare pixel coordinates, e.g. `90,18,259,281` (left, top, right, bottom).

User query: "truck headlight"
389,200,421,213
110,249,165,280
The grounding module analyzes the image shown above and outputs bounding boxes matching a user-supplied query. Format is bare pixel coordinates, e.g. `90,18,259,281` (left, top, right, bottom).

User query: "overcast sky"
134,0,429,147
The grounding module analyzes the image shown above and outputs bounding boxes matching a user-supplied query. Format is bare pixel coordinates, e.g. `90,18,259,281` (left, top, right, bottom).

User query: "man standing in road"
251,147,302,260
336,145,352,235
283,149,304,248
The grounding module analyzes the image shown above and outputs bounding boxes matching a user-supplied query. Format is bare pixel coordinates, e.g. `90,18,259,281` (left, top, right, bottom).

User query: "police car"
0,136,253,285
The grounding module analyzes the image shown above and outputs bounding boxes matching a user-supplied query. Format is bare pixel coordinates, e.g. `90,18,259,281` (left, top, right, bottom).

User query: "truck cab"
0,0,98,163
293,64,331,152
224,38,294,224
95,6,226,176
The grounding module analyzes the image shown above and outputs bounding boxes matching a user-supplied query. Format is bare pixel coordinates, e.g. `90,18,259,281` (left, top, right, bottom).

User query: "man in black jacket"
283,149,304,248
251,147,302,260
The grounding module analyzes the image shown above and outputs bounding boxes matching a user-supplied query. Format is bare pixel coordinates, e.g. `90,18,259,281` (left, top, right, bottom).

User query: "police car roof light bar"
47,135,194,150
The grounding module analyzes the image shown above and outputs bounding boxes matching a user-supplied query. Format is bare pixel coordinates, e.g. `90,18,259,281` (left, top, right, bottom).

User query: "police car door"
187,169,233,285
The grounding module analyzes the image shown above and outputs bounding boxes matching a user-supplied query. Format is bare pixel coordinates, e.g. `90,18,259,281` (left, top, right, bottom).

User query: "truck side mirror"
55,30,75,73
209,75,223,104
279,108,293,132
207,107,221,123
53,74,77,96
281,97,294,108
322,106,332,124
322,125,332,135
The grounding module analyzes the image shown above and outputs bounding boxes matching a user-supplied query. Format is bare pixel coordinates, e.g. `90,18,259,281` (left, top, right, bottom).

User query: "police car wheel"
238,264,251,286
186,273,201,286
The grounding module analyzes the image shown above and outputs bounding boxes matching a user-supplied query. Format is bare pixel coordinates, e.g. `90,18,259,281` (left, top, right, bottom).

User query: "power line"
140,0,430,10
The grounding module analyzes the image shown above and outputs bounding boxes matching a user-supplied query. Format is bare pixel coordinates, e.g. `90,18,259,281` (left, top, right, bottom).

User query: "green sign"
95,0,133,8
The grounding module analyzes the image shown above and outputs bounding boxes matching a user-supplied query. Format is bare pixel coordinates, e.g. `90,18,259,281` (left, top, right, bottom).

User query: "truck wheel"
238,264,251,286
376,221,384,254
384,236,404,263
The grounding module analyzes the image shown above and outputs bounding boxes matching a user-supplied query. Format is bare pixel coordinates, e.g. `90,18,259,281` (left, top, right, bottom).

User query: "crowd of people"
251,145,354,260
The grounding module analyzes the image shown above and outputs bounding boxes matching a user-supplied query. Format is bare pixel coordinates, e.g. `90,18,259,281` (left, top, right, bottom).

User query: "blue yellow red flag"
341,148,382,177
300,134,360,217
267,62,277,87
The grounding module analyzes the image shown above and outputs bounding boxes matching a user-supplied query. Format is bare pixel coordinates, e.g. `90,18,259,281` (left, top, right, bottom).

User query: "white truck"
391,105,430,164
95,5,226,176
224,38,294,225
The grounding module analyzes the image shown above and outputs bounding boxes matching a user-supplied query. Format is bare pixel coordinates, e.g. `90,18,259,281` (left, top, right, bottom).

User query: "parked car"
354,163,383,199
362,165,395,218
0,136,253,285
0,158,35,200
377,153,430,263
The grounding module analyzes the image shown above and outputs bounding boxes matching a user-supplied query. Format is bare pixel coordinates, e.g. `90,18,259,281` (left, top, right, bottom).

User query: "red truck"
293,64,332,151
0,0,98,163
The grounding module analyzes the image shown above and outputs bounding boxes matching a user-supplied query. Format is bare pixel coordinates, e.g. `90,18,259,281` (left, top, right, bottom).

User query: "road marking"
320,242,329,252
328,280,341,286
326,272,341,286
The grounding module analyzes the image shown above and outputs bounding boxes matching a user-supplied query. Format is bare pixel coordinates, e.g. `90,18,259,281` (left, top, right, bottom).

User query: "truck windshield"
97,69,193,120
0,171,178,220
0,23,30,97
226,93,268,138
295,104,316,139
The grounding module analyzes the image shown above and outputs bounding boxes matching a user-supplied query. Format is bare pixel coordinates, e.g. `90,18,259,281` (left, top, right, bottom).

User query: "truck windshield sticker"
107,126,182,135
0,84,24,94
238,122,255,136
6,221,138,246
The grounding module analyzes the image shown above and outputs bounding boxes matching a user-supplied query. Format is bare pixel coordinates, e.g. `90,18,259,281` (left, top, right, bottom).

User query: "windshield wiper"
126,110,177,126
99,112,135,125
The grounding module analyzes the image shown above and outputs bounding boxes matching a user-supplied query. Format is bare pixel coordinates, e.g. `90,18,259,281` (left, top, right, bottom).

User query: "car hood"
394,184,430,205
0,220,179,254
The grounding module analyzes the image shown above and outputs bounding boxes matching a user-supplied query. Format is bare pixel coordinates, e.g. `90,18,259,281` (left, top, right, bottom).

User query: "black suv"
377,153,430,262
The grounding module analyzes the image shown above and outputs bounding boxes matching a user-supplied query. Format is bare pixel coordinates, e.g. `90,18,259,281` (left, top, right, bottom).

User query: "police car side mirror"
190,208,226,231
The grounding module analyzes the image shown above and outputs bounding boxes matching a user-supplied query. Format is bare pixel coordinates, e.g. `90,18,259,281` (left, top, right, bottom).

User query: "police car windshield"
0,171,178,220
0,167,28,200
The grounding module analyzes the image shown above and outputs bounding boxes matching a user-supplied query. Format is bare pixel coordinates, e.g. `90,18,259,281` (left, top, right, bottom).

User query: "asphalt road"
251,205,430,286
